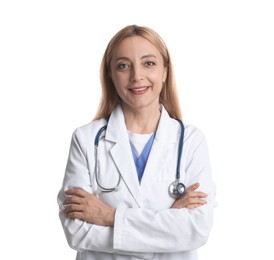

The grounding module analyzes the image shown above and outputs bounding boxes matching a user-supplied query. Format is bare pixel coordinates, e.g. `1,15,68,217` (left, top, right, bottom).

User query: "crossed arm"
63,182,207,227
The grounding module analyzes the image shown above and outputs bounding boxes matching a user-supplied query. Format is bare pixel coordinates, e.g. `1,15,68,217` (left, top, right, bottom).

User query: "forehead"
112,36,162,59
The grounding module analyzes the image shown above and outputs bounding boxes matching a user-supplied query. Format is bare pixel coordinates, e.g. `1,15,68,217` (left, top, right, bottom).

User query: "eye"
117,63,130,70
145,61,156,67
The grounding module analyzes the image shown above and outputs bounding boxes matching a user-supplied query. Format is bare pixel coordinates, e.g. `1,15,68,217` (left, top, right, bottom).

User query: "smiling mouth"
129,87,149,95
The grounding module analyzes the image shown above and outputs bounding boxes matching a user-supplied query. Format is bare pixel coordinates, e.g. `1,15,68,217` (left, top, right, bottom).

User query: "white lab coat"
57,105,216,260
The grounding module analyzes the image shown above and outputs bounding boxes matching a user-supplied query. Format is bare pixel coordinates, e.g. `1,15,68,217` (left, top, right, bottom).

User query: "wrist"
107,208,116,227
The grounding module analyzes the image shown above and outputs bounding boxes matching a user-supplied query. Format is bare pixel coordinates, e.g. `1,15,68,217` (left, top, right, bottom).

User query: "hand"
171,183,208,209
63,189,115,227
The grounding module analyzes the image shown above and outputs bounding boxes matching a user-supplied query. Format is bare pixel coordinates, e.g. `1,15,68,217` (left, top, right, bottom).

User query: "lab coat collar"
155,105,178,144
104,105,126,143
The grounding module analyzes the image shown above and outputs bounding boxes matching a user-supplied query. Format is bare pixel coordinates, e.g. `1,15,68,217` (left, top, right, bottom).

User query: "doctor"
57,25,216,260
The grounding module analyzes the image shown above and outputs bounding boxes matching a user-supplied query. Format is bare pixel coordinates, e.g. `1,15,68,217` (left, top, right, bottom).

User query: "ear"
162,66,168,83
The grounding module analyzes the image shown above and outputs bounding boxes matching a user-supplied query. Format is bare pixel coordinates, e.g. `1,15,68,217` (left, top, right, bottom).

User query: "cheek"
151,68,166,83
111,76,127,97
111,72,128,88
110,76,121,94
151,72,165,88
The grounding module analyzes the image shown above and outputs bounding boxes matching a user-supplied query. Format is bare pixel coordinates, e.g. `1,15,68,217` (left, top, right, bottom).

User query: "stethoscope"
94,118,186,198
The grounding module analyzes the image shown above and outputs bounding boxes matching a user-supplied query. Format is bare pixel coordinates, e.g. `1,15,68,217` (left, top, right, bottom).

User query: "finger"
185,199,207,209
183,197,207,207
64,204,83,214
65,188,89,198
187,183,200,192
196,191,208,197
185,203,204,210
171,196,207,209
187,191,208,198
64,211,85,220
64,210,92,223
63,196,82,205
191,198,207,205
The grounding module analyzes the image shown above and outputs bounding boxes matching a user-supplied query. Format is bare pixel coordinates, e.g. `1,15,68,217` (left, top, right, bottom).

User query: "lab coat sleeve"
113,130,216,253
57,128,153,259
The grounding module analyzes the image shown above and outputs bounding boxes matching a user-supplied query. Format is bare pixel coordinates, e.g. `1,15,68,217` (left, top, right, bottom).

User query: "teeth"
132,88,146,92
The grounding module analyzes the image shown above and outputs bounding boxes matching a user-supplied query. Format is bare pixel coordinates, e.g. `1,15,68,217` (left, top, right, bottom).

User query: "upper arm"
184,128,216,205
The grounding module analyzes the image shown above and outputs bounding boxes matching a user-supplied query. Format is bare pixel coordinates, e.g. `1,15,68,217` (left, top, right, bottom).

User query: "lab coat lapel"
105,106,143,207
140,107,178,186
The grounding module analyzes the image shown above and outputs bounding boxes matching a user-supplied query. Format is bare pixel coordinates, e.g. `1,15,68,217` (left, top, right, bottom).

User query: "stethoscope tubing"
175,119,185,180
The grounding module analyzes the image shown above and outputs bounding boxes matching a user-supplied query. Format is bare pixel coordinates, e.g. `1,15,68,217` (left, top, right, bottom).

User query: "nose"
130,64,144,82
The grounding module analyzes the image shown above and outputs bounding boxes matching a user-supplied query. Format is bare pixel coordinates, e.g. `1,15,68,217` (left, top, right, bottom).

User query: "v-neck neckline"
130,133,155,183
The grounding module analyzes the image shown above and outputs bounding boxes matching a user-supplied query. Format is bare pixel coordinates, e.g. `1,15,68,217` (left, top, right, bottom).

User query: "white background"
0,0,273,259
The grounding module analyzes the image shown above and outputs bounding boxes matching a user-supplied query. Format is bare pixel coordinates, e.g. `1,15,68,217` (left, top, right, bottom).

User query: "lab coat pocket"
155,166,186,184
155,161,177,183
152,168,187,209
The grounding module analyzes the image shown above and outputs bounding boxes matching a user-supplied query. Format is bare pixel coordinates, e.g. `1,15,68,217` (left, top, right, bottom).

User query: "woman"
57,25,216,260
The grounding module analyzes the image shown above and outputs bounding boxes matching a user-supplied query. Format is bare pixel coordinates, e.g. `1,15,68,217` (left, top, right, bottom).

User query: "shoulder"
184,124,206,143
159,106,207,146
71,118,107,146
183,124,209,157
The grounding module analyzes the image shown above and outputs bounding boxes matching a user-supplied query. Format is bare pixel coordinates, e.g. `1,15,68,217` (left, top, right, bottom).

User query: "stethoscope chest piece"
168,180,186,199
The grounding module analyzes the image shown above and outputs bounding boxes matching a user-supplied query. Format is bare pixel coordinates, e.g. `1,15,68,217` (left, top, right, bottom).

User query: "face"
110,36,167,112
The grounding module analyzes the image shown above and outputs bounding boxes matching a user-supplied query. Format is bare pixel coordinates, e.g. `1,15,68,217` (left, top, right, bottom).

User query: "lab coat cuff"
113,208,154,259
113,207,126,250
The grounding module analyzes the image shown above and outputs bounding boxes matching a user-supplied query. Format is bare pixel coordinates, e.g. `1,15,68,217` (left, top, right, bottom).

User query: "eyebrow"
114,54,158,63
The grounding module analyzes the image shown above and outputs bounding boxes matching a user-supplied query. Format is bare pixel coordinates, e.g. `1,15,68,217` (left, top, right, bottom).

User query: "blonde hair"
94,25,182,120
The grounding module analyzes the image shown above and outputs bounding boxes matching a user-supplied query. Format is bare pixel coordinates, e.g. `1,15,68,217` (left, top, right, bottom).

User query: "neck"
122,104,161,134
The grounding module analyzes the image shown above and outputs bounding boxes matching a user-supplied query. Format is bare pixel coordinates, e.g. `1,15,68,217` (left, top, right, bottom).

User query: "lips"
129,87,149,95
